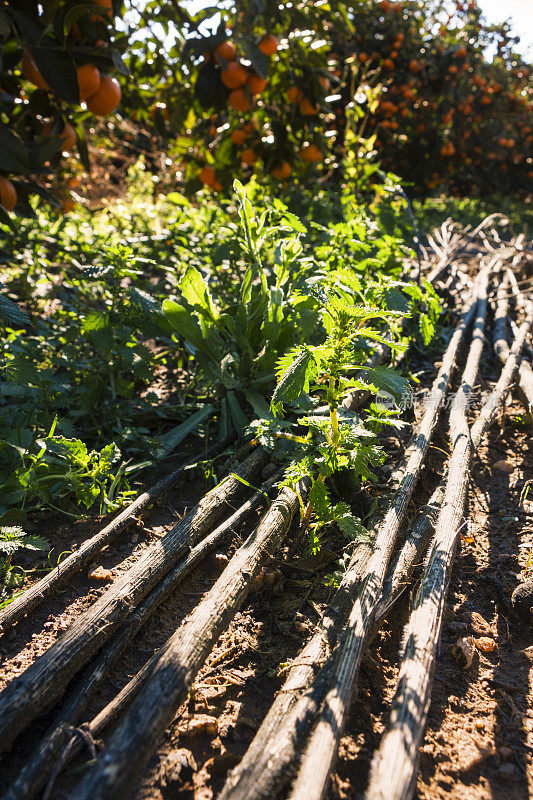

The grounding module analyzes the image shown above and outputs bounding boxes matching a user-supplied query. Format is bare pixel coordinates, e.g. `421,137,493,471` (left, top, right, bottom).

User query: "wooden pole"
0,449,267,755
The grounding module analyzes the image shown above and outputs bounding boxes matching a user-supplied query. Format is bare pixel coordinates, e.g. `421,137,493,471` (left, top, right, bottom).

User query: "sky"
180,0,533,58
477,0,532,57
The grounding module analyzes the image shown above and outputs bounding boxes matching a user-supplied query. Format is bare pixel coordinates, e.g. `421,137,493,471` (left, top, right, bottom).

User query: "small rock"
511,579,533,619
498,746,513,761
469,611,493,636
87,566,113,582
474,636,497,653
497,762,518,779
178,714,218,738
163,748,197,785
452,636,476,668
493,460,514,474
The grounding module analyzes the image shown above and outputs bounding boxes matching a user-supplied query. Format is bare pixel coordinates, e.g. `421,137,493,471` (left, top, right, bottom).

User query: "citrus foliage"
0,0,126,219
0,1,531,215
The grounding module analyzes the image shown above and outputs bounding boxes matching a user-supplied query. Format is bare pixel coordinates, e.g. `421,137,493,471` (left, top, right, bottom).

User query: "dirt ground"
0,315,532,800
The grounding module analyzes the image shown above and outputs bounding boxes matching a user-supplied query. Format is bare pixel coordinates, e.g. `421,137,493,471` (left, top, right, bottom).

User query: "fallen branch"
286,263,492,800
502,268,533,413
2,474,279,800
218,271,484,800
69,479,307,800
365,276,532,800
0,449,268,755
426,214,508,284
373,482,445,627
0,438,234,634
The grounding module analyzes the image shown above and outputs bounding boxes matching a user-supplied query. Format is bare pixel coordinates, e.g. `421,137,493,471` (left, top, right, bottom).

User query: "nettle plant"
255,293,411,552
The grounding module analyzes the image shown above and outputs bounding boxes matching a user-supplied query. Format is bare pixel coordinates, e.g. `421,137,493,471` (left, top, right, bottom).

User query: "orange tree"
0,0,126,220
121,0,530,197
0,0,531,214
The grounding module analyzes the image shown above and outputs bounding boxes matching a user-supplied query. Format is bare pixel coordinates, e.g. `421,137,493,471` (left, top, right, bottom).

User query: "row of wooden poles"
0,229,531,800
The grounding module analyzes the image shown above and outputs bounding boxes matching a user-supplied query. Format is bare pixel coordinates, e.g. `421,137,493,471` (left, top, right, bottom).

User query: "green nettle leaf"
0,526,47,554
420,314,435,346
162,299,204,350
332,504,367,540
368,365,411,403
308,478,330,517
384,288,411,314
271,348,314,410
0,294,30,327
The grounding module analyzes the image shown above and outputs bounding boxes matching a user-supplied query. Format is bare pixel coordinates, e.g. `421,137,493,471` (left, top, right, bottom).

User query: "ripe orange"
241,148,258,165
198,166,216,187
0,176,17,211
231,128,247,145
300,144,322,162
247,73,267,95
379,0,392,11
409,59,419,72
318,75,331,91
21,50,49,91
272,161,291,179
214,41,236,63
91,0,113,18
440,142,455,156
287,86,302,103
242,119,258,134
258,34,279,56
383,58,394,71
86,75,121,116
42,120,77,150
221,61,247,89
61,197,77,213
228,88,251,112
299,98,319,116
358,52,370,64
77,63,101,101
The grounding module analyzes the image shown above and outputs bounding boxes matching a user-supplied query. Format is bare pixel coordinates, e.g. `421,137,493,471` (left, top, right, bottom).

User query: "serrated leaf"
0,294,30,327
367,365,410,403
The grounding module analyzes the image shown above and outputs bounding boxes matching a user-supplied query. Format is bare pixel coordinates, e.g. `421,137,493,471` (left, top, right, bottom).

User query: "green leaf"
10,9,80,103
0,294,30,327
163,299,204,349
226,391,249,434
239,37,269,79
156,406,213,456
179,267,219,321
367,365,410,403
271,348,314,409
0,123,31,174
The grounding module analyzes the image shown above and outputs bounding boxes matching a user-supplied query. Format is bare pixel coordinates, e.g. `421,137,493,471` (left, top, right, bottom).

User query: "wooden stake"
0,449,267,755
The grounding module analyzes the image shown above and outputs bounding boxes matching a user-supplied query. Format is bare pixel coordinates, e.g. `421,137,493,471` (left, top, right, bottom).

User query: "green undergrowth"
416,195,533,237
0,161,441,596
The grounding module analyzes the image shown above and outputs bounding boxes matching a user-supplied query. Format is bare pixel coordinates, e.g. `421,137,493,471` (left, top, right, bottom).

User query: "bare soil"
0,310,531,800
